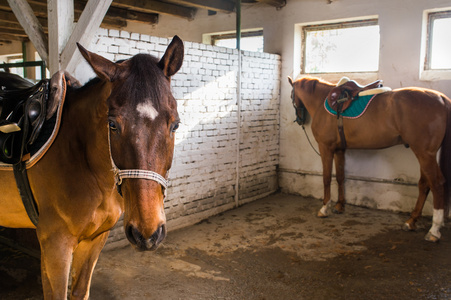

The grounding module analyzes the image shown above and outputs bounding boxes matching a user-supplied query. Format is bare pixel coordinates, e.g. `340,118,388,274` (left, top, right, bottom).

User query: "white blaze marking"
137,102,159,120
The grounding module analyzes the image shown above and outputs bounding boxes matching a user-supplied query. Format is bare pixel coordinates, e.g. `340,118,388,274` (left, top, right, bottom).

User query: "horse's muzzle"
125,224,166,251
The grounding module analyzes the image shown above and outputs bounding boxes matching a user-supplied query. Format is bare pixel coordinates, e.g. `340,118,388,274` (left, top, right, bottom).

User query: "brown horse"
289,76,451,242
0,36,183,299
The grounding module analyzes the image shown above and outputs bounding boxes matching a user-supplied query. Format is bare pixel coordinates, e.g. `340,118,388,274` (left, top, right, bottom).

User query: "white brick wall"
90,30,280,249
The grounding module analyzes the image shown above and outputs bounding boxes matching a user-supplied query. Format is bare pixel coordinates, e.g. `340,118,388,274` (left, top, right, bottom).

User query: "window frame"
424,10,451,71
300,18,380,75
420,8,451,81
210,29,263,47
203,28,264,52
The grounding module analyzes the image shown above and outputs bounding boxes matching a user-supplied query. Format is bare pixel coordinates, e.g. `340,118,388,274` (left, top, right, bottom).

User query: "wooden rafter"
112,0,197,20
256,0,286,8
165,0,235,13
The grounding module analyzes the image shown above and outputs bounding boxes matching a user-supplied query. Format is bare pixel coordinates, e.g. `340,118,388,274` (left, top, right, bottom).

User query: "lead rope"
301,124,321,156
107,126,168,197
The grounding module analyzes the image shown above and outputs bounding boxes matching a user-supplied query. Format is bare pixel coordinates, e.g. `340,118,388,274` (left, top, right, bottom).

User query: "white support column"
47,0,75,74
7,0,49,65
61,0,113,74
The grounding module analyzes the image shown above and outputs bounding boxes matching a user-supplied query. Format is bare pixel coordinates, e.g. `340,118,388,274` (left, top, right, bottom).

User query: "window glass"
428,12,451,70
303,20,380,73
211,30,264,52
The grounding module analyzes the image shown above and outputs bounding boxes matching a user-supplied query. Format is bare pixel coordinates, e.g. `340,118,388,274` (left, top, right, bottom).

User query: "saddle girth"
0,79,51,226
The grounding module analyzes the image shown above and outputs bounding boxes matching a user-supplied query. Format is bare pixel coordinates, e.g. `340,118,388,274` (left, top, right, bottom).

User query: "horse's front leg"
37,228,77,299
333,150,346,214
70,231,110,300
318,145,334,217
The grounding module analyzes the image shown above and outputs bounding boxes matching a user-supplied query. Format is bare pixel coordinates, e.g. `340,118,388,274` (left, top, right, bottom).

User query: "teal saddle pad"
324,94,376,119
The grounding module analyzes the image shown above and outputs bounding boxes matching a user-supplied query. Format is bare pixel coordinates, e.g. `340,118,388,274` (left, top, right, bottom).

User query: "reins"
291,87,321,156
301,124,321,156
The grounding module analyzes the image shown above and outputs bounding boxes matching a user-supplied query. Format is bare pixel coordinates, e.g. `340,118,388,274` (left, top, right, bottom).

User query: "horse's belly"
0,171,35,228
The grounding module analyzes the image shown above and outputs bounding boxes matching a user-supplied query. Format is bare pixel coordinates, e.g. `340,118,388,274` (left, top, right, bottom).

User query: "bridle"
291,87,305,126
107,127,168,197
291,86,320,156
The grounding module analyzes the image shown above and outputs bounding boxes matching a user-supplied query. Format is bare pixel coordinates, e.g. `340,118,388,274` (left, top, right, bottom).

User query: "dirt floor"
1,193,451,299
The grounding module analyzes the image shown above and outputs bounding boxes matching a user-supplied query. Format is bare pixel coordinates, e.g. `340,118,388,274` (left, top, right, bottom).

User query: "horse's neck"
302,86,330,116
65,80,113,181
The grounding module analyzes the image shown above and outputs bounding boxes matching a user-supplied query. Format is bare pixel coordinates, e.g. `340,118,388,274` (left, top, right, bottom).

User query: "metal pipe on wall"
235,0,242,208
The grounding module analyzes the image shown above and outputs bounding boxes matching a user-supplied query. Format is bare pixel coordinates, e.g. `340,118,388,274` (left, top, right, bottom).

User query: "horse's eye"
171,122,180,132
109,120,118,131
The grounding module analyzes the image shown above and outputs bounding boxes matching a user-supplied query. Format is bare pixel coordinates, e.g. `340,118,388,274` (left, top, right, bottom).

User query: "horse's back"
384,87,448,150
0,169,35,228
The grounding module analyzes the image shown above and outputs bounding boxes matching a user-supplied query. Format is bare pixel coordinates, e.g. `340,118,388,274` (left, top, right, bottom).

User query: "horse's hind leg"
70,231,109,300
318,146,334,217
333,150,346,214
403,171,430,231
415,154,446,242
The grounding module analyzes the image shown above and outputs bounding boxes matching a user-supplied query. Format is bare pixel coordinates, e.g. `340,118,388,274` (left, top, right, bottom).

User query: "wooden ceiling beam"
112,0,197,20
256,0,286,9
74,1,159,25
164,0,235,13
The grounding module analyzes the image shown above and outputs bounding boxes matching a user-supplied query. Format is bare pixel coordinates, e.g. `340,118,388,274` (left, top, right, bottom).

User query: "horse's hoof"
317,211,328,218
333,205,344,214
402,222,415,232
424,232,440,243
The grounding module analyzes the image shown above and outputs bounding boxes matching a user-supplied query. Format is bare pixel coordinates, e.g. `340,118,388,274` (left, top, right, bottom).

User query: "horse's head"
288,76,307,126
77,36,184,251
288,76,334,125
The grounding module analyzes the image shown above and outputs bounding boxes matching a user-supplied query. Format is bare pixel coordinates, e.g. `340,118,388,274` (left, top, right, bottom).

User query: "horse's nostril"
125,224,167,251
150,224,167,246
125,225,140,246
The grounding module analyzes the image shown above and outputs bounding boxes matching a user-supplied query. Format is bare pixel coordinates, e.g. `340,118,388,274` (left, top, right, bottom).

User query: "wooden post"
61,0,113,74
47,0,75,74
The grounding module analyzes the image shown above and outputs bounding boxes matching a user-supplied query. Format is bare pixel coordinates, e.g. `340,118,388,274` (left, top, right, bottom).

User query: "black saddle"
0,79,49,164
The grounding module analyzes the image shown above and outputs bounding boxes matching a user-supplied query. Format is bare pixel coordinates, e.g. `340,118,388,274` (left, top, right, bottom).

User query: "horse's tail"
439,95,451,216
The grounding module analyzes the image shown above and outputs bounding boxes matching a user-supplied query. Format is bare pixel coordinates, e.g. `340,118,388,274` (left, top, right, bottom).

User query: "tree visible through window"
426,11,451,70
302,19,380,73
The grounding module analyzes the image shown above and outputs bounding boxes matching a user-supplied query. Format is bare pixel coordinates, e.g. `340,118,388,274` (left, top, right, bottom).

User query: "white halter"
108,126,168,197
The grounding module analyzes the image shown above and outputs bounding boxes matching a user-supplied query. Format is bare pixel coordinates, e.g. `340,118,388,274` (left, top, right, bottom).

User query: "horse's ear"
77,43,117,82
288,76,294,86
47,70,81,119
158,35,184,77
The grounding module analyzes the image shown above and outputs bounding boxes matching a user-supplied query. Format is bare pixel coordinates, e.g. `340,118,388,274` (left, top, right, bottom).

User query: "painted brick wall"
89,29,280,249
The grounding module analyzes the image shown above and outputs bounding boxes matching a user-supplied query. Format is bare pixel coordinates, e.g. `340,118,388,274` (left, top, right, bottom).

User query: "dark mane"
116,54,170,110
298,76,333,94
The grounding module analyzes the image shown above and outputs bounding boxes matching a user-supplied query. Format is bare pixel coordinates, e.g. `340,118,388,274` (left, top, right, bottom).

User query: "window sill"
420,70,451,81
302,72,379,84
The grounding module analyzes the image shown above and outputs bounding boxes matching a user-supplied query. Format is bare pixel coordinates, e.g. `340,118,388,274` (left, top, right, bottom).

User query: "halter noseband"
108,128,168,197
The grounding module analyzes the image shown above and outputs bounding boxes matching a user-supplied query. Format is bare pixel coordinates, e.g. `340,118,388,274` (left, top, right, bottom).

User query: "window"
425,11,451,70
206,30,263,52
302,19,380,73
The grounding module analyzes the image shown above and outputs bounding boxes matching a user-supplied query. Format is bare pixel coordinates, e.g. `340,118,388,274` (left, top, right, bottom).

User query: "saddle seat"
0,71,79,166
0,79,50,164
327,77,384,112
